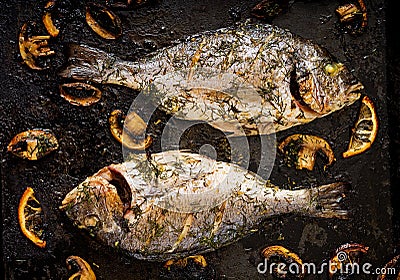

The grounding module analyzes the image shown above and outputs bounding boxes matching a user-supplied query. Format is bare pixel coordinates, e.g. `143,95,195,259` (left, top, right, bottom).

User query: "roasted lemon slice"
18,187,46,248
343,96,378,158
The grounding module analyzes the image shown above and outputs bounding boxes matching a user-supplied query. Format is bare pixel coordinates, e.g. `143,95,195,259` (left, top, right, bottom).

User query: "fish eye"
324,62,343,76
84,214,100,228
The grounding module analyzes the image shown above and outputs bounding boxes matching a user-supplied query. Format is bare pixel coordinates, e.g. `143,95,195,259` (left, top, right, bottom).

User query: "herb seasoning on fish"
60,23,363,136
60,151,348,261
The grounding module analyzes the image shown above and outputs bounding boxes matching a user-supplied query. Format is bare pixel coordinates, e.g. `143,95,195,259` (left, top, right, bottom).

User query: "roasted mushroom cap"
59,82,102,106
19,22,55,70
278,134,335,171
109,109,153,150
335,0,367,35
329,243,369,279
261,245,304,279
86,2,122,39
42,0,60,37
7,129,59,160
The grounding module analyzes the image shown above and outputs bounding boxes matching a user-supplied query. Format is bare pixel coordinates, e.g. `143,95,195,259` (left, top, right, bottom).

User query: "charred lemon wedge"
18,187,46,248
343,96,378,158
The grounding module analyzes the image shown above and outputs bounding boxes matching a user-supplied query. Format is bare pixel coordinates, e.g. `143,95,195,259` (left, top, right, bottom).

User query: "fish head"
291,44,363,116
60,165,134,240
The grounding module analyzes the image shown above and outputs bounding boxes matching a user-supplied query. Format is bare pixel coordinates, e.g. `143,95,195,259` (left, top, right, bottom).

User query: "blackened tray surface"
1,0,398,279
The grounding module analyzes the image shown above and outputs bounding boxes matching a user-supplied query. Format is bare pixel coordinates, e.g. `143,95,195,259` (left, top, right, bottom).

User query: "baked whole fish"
60,151,348,261
60,23,362,136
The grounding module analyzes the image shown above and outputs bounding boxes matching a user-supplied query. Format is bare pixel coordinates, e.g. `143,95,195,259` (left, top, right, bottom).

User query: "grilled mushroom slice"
261,245,304,279
329,243,369,279
19,22,55,70
278,134,335,171
335,0,367,34
59,82,102,106
66,256,96,280
8,129,59,160
42,0,60,37
109,109,153,150
86,2,122,39
164,255,207,268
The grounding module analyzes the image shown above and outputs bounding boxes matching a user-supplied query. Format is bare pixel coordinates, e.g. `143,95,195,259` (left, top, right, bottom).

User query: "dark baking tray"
1,0,398,279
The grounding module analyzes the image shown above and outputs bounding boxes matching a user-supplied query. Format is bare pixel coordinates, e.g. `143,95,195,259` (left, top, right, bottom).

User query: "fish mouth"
60,176,111,211
344,82,363,102
60,166,133,216
100,166,133,214
320,82,362,114
60,188,79,211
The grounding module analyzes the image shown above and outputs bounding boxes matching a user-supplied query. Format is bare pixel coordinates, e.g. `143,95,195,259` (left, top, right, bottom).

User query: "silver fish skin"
60,151,348,261
60,23,362,136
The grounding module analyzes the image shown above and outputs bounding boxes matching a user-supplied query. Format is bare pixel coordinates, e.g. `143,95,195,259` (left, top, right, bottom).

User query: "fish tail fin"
59,44,140,89
306,182,350,219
